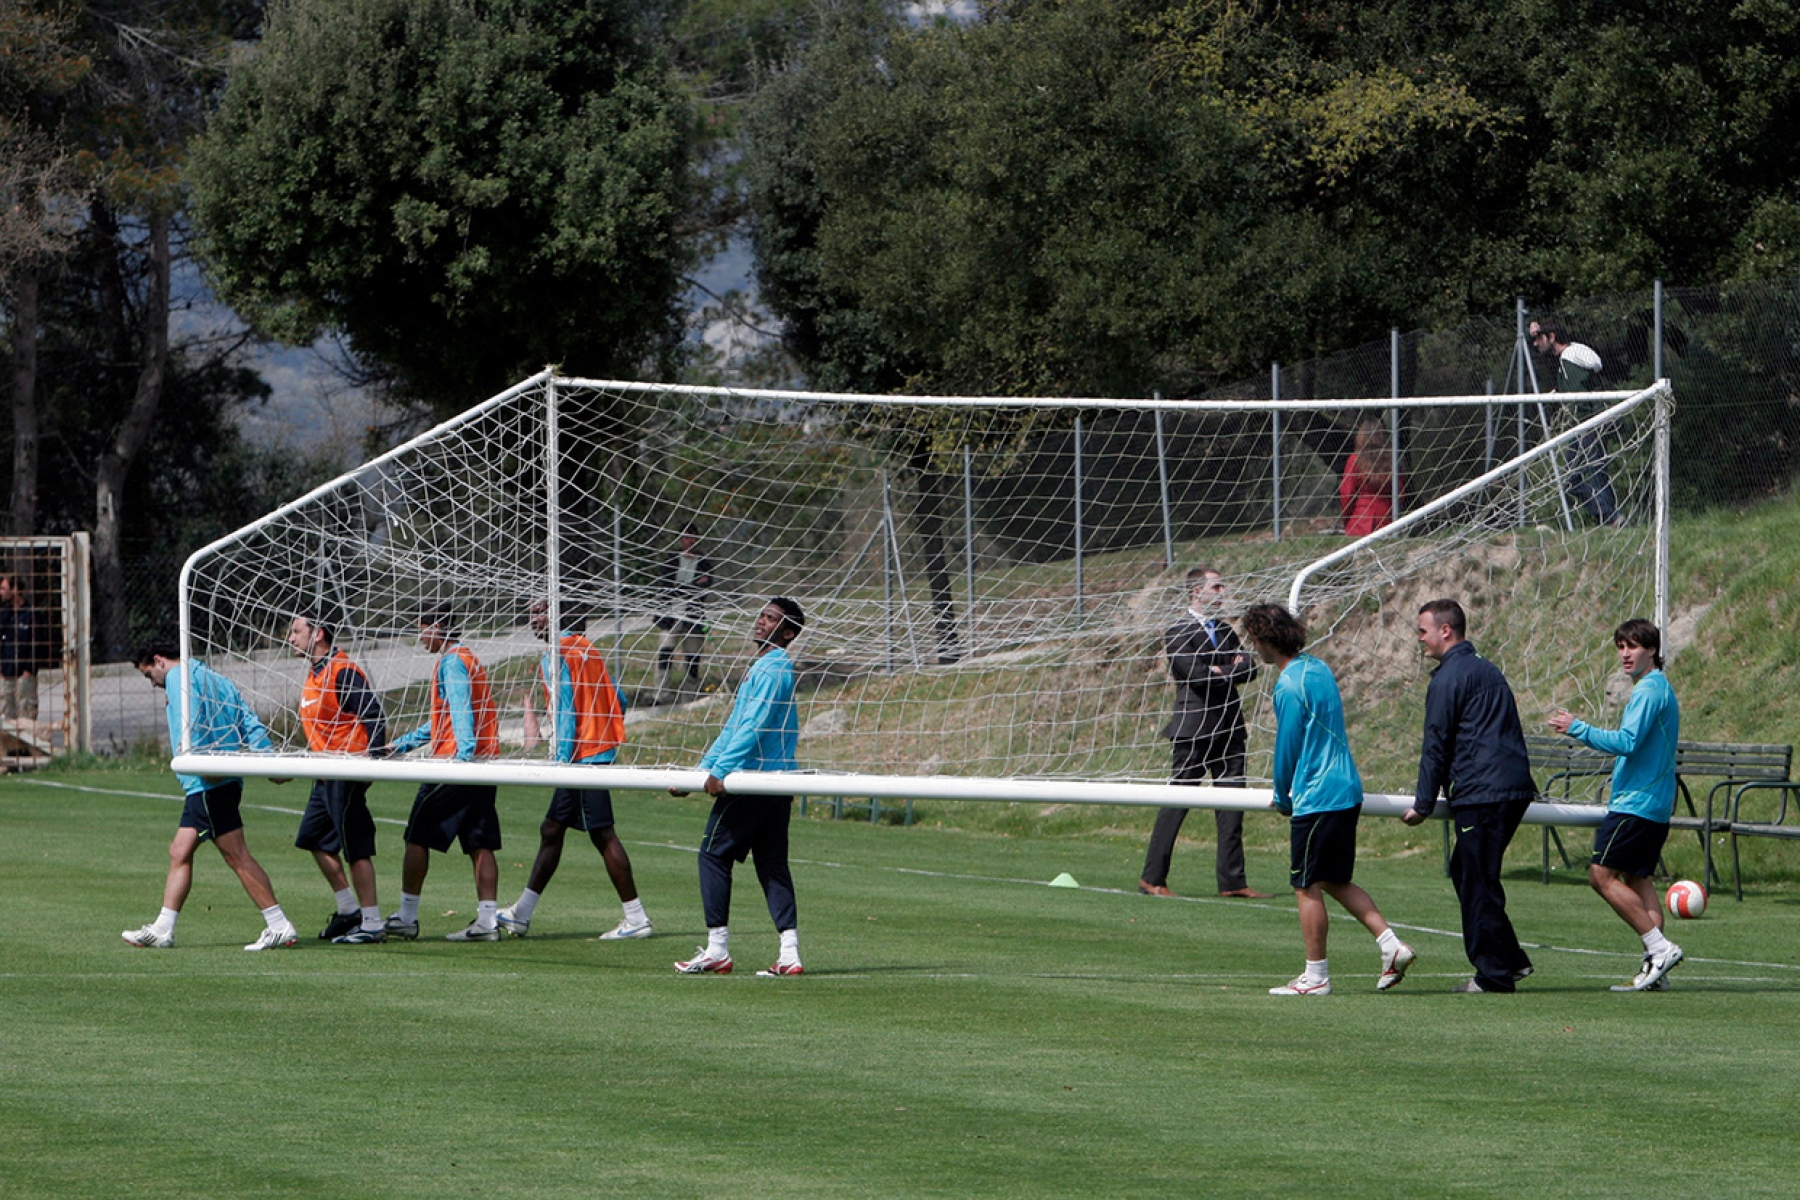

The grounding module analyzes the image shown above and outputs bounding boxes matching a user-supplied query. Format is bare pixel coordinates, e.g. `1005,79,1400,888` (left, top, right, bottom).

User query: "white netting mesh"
179,372,1667,792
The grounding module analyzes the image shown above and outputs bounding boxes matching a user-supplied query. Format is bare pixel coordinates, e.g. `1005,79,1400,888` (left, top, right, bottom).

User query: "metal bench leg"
1732,829,1745,902
1702,819,1715,893
1541,825,1571,883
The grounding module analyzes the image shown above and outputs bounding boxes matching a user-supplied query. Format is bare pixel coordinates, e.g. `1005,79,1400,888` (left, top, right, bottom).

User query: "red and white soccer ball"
1665,879,1707,919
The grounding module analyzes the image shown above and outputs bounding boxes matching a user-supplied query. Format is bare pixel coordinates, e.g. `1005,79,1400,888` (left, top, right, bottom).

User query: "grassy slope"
709,495,1800,893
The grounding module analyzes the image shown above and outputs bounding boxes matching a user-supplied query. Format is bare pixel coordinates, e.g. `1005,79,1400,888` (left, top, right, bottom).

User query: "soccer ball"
1665,879,1707,919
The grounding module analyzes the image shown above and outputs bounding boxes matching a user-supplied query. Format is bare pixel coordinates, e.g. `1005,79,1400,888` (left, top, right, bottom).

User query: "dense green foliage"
190,0,694,408
745,0,1800,396
1,2,320,657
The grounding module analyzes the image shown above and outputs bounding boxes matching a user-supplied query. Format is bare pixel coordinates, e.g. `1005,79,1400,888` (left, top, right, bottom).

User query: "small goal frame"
0,532,93,765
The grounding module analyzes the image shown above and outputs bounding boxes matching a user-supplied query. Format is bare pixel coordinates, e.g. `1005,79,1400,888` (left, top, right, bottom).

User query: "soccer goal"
173,372,1669,824
0,533,93,766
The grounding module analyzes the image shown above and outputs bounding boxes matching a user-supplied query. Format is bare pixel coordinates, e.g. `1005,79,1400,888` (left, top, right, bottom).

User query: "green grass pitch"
4,768,1799,1198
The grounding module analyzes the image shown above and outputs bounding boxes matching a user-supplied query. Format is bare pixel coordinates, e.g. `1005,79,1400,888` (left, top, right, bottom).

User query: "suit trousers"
1448,797,1535,991
1141,736,1248,892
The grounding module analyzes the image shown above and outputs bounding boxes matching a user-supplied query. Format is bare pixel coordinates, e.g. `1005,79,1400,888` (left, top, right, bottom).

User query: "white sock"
476,899,498,930
397,893,421,924
1305,958,1329,983
260,904,289,931
334,887,357,916
360,905,382,932
1642,928,1672,955
1376,928,1401,954
708,926,730,956
779,928,800,963
513,888,541,921
623,897,647,926
154,906,179,936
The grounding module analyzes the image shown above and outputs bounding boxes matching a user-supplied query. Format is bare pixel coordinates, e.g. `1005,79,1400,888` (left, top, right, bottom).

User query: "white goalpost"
173,371,1671,828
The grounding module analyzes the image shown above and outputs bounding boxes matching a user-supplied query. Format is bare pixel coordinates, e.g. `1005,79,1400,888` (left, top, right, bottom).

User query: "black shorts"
545,786,615,832
698,794,793,864
1591,811,1670,877
1289,805,1361,889
404,783,501,855
295,778,377,861
179,781,245,844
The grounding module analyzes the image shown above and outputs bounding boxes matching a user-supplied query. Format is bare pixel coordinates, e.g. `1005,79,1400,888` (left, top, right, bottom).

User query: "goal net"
0,533,92,766
174,372,1669,817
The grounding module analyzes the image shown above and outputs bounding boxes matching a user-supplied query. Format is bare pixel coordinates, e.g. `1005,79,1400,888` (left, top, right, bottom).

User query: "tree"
0,2,281,658
1511,0,1800,289
743,0,1800,396
745,0,1270,398
75,3,248,658
741,0,1266,655
1,0,91,536
26,195,330,657
190,0,695,411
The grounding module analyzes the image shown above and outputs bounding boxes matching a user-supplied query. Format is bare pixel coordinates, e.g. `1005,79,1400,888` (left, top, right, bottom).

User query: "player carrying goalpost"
1240,605,1416,996
671,597,807,979
499,598,654,941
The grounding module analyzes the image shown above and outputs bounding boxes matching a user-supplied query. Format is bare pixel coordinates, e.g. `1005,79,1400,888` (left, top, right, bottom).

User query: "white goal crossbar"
169,752,1605,827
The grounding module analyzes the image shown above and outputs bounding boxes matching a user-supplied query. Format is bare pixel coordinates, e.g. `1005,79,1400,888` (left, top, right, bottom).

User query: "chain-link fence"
88,277,1800,764
88,556,189,755
1183,279,1798,516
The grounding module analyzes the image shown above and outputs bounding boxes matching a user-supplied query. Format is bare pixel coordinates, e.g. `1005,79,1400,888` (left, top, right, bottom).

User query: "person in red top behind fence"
1339,419,1401,537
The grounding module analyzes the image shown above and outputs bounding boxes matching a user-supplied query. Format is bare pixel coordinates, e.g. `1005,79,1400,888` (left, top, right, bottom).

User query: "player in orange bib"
287,611,390,944
498,599,652,940
383,608,504,942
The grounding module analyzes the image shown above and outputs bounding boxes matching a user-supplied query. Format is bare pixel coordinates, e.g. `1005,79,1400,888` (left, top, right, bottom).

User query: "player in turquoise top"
671,597,805,978
1268,652,1362,820
1242,605,1415,996
121,641,299,952
1549,618,1685,992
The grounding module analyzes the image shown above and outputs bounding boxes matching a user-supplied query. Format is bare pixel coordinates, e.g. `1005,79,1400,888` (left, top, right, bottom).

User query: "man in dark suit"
1139,568,1270,898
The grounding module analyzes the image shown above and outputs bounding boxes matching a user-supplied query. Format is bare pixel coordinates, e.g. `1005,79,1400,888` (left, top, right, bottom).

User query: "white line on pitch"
24,779,1796,975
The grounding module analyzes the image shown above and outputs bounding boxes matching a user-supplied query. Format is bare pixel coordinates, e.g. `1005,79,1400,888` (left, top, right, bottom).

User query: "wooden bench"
1665,742,1791,896
1525,734,1614,883
1524,736,1792,893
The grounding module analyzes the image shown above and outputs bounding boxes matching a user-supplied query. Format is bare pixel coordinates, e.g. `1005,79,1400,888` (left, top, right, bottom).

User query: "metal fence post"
1271,363,1283,541
1073,416,1085,618
543,376,561,753
881,470,894,672
1390,327,1402,519
963,443,975,651
1654,278,1664,381
1153,395,1174,571
612,504,623,669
